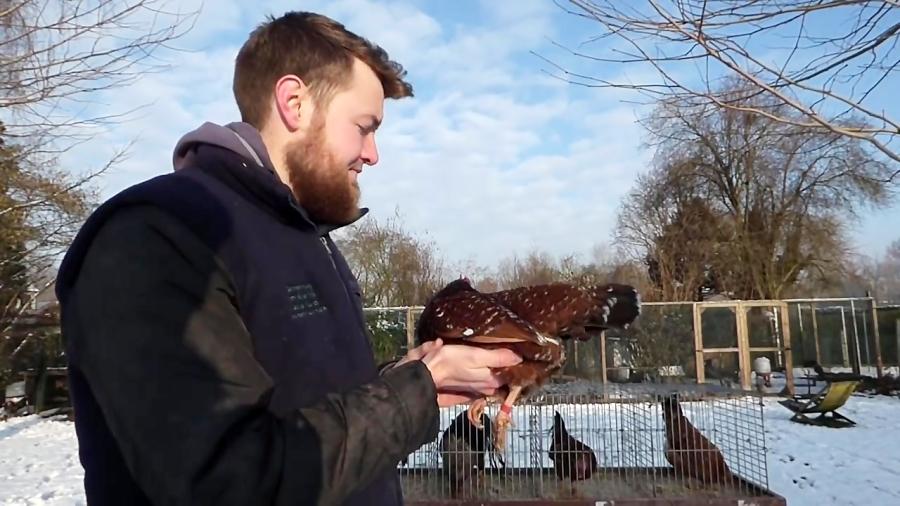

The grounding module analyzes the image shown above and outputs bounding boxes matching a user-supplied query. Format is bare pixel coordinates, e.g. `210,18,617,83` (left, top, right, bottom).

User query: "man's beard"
284,120,360,226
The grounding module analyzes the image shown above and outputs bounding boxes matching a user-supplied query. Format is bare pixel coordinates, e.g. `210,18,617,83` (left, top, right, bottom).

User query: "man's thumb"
490,348,523,367
422,339,442,351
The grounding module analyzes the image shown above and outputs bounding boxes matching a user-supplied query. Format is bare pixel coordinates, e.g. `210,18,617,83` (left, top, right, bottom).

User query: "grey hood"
172,121,277,174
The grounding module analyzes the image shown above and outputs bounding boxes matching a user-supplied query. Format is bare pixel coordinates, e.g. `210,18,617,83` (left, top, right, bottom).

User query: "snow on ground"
0,416,84,506
1,395,899,505
764,395,900,506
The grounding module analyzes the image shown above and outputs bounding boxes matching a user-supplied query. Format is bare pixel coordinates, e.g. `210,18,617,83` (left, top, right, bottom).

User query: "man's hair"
233,12,413,127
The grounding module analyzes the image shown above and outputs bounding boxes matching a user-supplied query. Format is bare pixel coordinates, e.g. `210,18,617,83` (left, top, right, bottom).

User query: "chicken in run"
439,409,505,497
548,411,598,495
660,393,737,488
415,277,641,452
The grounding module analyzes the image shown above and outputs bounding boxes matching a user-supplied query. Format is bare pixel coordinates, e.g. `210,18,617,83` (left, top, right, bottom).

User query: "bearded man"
54,11,520,506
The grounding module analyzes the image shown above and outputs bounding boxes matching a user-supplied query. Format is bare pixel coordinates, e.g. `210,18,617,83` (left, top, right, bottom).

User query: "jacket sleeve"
377,359,402,375
65,204,439,506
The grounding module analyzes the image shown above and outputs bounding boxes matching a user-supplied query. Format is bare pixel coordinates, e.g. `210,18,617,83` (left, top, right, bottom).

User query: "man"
54,11,521,506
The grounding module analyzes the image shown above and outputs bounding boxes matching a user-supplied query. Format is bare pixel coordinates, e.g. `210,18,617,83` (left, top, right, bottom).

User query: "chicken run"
400,279,786,504
398,384,784,505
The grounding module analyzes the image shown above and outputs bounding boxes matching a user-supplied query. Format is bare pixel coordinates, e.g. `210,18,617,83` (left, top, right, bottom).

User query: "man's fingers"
416,339,444,362
424,342,520,395
436,389,479,407
451,370,506,392
442,344,523,368
472,347,522,368
436,388,500,408
420,339,441,354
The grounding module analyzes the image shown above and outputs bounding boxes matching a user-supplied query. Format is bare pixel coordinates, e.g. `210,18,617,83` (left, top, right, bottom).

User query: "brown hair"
233,12,413,127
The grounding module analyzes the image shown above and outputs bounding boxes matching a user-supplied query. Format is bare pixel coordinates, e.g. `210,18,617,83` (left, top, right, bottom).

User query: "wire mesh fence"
787,298,900,370
397,382,779,504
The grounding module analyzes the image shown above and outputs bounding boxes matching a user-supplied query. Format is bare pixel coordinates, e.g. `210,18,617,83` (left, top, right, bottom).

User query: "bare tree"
0,1,197,384
335,211,447,307
542,0,900,180
493,250,565,289
879,239,900,300
617,82,893,300
1,0,197,146
0,122,100,385
617,168,726,301
856,238,900,301
484,247,649,293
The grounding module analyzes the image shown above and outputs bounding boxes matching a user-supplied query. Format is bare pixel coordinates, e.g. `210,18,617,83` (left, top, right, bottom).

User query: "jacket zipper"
320,236,369,339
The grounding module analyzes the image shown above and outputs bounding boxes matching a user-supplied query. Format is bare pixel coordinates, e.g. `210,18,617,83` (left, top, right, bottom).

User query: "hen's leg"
493,385,524,451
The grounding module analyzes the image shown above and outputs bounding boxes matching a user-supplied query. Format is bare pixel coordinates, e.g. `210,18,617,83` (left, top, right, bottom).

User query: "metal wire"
398,382,778,504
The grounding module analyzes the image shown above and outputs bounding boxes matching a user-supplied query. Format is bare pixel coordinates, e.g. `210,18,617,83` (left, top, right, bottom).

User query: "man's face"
284,58,385,225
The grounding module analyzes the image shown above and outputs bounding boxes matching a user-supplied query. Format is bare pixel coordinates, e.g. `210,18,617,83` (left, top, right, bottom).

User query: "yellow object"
778,380,860,428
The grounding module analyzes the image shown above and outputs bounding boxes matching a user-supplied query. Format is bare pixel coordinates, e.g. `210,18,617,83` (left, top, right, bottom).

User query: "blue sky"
58,0,900,270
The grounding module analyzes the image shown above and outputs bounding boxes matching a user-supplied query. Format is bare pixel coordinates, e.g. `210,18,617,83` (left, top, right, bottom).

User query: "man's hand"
397,339,521,407
431,390,493,408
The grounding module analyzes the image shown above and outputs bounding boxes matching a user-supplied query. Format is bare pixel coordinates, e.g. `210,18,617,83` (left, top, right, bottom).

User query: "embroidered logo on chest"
287,284,328,319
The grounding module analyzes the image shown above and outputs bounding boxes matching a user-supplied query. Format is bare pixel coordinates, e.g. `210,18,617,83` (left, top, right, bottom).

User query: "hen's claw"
493,408,513,451
467,398,487,428
492,385,524,452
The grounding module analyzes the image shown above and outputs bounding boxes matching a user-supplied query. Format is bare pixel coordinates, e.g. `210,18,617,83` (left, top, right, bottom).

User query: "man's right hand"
411,339,521,407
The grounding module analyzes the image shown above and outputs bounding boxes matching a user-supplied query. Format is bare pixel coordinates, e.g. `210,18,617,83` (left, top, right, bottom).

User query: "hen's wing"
417,285,555,346
490,282,642,340
489,283,594,338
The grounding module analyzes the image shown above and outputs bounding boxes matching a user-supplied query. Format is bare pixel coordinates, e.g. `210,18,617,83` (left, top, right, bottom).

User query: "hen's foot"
492,386,524,452
468,398,487,428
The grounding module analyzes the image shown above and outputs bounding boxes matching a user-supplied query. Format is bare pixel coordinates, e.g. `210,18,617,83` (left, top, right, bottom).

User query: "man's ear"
273,74,314,132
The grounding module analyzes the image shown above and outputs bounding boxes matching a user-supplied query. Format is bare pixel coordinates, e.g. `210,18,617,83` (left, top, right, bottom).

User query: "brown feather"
415,279,564,396
418,281,553,347
489,283,593,338
489,282,641,341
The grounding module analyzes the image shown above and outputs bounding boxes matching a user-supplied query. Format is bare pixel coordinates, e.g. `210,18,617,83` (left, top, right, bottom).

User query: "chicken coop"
397,382,786,505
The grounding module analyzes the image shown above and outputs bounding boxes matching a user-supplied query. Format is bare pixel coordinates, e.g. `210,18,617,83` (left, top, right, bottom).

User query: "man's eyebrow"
361,115,382,132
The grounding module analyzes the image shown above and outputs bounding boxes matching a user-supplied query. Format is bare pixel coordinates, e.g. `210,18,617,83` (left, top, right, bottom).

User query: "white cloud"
46,1,672,272
360,90,649,268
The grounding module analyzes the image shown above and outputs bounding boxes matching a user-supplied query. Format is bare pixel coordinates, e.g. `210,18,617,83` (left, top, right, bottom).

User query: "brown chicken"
416,278,564,451
548,411,598,493
439,410,505,497
416,278,641,451
661,394,736,488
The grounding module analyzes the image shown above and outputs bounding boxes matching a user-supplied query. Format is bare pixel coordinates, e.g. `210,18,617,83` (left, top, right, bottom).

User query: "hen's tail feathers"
587,283,641,331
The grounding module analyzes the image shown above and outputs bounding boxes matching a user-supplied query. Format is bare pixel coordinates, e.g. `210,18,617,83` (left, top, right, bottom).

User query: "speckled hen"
415,278,563,451
415,278,641,451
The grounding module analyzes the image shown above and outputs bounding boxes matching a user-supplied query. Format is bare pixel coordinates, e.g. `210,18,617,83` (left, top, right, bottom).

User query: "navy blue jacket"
55,123,439,505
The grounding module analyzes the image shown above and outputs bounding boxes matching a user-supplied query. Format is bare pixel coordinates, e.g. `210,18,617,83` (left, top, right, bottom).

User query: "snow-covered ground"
764,394,900,505
1,395,899,505
0,416,84,505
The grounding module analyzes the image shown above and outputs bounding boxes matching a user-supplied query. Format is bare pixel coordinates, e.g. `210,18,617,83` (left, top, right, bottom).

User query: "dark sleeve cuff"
380,360,440,453
376,359,400,375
